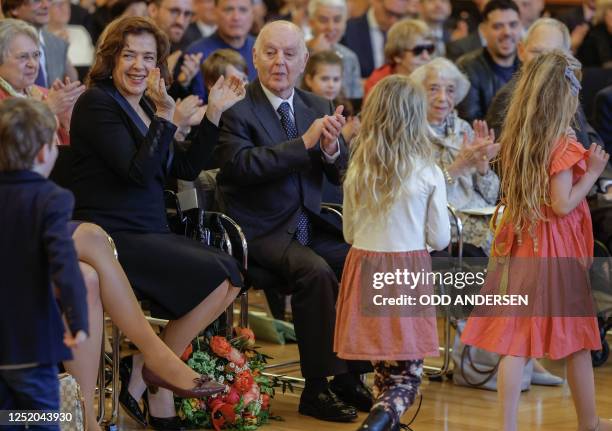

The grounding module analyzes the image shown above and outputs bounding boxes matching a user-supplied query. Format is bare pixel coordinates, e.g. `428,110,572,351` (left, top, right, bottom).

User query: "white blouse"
343,159,451,253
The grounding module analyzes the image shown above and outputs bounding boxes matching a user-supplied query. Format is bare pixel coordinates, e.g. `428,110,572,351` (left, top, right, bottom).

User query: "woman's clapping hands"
146,68,175,121
205,75,246,126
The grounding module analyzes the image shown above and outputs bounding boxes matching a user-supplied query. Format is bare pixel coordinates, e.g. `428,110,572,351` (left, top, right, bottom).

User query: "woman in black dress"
69,16,245,428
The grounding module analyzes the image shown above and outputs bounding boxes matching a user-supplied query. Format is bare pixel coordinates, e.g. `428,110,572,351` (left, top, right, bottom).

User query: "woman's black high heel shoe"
142,390,185,431
118,355,147,428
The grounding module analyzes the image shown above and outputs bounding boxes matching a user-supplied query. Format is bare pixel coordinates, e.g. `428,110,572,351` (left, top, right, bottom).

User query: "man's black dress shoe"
119,356,147,427
330,378,374,412
356,406,396,431
298,388,358,422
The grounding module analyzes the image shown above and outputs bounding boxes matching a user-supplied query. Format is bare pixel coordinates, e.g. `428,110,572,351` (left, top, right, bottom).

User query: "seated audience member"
147,0,205,99
250,0,267,34
487,18,603,151
215,20,374,423
69,16,246,429
182,0,218,46
148,0,195,52
0,19,84,145
176,48,249,195
456,0,521,123
577,0,612,68
409,57,500,256
445,0,488,61
516,0,545,32
302,50,360,145
0,19,230,431
364,18,434,97
449,0,486,33
0,98,89,424
307,0,363,99
347,0,369,18
555,0,596,53
47,0,95,69
419,0,453,56
3,0,79,86
186,0,256,99
202,48,249,89
595,85,612,152
278,0,313,39
342,0,418,78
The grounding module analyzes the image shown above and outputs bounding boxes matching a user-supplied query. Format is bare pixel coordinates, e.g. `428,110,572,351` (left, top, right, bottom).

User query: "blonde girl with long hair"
461,50,611,431
334,75,450,431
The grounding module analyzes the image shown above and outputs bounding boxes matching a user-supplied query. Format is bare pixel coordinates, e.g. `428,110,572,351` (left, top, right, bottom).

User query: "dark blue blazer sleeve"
71,88,177,187
42,188,88,336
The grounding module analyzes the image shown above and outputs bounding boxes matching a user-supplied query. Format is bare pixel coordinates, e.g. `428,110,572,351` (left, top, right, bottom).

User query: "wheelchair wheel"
592,340,610,367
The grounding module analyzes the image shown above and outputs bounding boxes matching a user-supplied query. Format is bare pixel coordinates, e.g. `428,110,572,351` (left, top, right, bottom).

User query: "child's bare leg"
62,262,103,431
498,355,528,431
567,349,612,431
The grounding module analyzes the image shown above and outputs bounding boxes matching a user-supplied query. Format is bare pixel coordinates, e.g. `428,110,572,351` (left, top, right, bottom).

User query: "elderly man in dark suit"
215,20,372,423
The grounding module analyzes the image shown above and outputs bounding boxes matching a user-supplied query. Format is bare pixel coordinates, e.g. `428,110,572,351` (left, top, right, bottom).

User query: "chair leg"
240,291,248,328
109,324,121,426
97,323,106,425
225,302,234,338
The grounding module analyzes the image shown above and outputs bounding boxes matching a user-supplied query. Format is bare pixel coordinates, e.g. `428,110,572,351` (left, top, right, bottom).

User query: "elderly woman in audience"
0,19,84,145
364,18,435,97
0,18,231,431
410,57,500,256
69,16,246,429
577,0,612,67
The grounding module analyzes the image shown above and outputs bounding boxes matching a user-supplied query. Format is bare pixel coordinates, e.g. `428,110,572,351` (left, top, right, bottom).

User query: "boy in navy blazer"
0,98,88,426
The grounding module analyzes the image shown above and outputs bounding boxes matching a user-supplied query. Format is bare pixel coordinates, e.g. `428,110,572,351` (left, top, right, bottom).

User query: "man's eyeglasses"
410,44,436,56
163,6,194,19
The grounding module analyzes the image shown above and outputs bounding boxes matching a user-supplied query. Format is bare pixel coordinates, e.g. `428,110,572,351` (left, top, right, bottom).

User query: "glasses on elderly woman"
410,44,436,56
11,51,41,64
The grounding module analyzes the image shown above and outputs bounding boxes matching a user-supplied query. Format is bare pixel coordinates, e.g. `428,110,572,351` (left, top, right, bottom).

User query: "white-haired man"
215,20,374,423
307,0,363,99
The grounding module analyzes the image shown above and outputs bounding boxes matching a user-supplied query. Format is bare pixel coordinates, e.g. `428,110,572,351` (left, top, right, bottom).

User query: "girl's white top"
343,158,451,252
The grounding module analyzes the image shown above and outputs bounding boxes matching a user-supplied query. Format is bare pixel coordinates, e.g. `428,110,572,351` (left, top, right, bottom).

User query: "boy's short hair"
0,98,57,172
201,49,248,90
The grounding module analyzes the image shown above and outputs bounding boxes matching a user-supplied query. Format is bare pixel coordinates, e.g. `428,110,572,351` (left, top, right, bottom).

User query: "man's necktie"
277,101,311,246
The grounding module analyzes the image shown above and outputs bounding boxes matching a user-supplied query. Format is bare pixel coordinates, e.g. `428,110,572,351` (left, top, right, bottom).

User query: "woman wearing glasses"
363,18,435,97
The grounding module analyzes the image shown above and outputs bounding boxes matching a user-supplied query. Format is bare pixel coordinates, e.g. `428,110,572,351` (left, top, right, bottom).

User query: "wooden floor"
111,291,612,431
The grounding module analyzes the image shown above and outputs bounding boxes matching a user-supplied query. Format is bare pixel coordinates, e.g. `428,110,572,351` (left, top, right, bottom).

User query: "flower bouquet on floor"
176,327,283,430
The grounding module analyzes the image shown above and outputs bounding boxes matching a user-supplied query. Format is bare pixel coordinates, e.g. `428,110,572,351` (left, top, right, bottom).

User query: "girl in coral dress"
461,51,611,431
335,75,451,430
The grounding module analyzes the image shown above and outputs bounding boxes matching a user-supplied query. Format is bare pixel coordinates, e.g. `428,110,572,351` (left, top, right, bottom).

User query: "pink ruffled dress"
461,138,601,359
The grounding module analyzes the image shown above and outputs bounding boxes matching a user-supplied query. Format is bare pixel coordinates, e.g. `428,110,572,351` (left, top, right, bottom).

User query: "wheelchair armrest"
206,211,249,270
321,202,343,221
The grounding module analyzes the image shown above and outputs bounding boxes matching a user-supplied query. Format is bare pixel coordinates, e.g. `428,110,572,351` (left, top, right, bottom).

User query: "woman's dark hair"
87,16,171,87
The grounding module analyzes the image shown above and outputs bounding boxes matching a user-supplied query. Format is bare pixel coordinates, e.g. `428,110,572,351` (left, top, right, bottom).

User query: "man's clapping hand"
302,105,346,154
